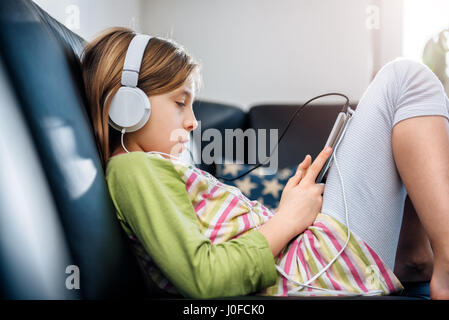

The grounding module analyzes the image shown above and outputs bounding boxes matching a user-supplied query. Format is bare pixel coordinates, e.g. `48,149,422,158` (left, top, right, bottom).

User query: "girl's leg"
320,58,449,276
392,114,449,299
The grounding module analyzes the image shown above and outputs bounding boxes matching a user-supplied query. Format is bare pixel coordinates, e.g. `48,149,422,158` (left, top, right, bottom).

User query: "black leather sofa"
0,0,428,299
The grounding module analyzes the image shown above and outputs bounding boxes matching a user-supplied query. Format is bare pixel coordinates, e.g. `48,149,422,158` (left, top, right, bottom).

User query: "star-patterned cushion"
215,163,297,210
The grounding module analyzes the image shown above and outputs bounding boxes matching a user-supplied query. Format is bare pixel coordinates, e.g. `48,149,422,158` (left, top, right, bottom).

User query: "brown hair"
80,26,201,171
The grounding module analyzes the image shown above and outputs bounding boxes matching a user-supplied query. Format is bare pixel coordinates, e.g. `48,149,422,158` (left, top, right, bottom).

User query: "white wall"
33,0,142,41
33,0,405,109
141,0,402,109
369,0,403,77
402,0,449,60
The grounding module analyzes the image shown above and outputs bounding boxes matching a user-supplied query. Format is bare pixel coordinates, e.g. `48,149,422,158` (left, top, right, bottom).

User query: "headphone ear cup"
108,87,151,132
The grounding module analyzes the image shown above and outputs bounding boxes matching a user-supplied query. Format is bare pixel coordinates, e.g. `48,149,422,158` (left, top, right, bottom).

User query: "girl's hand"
276,146,333,235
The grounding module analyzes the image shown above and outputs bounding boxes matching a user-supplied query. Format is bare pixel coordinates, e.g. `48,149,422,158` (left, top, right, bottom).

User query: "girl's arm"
106,152,277,299
258,214,299,257
259,150,331,257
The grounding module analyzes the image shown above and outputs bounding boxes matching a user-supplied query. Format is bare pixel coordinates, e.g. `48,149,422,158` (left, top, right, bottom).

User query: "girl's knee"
379,58,433,82
389,57,442,89
388,57,424,71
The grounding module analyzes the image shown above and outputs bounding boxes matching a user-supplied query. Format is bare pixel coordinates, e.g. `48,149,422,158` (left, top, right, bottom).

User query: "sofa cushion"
216,163,298,210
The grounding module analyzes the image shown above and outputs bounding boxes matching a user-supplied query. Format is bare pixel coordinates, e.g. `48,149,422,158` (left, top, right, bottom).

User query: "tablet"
315,111,352,183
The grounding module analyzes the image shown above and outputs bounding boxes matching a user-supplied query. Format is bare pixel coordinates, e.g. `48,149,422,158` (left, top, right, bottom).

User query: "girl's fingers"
302,147,332,185
286,155,311,189
286,169,303,189
296,155,311,174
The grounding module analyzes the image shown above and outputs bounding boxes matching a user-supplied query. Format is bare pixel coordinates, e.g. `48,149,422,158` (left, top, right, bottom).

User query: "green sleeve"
105,152,277,299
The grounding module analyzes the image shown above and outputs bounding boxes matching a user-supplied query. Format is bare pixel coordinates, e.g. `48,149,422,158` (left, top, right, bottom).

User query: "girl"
81,27,449,299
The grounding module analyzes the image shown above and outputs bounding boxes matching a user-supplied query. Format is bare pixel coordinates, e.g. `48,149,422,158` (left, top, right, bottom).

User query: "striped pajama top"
112,153,403,297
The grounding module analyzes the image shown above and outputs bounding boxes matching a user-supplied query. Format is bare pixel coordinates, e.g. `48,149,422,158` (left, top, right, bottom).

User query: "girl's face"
120,79,198,156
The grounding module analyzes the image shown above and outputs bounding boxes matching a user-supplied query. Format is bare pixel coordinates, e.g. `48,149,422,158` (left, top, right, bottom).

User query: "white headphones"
108,34,152,133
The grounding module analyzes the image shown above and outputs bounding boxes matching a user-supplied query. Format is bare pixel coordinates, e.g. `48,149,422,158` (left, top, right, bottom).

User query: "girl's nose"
185,118,198,132
184,110,198,132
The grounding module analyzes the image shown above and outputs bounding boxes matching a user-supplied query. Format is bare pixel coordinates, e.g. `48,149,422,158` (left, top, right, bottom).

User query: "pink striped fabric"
128,155,403,297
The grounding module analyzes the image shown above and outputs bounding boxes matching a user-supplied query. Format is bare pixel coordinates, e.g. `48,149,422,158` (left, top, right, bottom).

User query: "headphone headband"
121,34,152,87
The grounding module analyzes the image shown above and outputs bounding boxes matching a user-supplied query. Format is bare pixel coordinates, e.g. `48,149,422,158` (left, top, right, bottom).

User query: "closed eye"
176,101,186,107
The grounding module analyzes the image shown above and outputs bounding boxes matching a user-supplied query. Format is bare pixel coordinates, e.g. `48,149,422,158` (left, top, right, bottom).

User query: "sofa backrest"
0,0,147,299
192,102,359,172
192,100,249,174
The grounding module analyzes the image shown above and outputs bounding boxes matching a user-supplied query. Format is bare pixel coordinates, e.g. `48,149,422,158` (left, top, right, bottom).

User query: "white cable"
146,149,360,295
142,110,383,297
146,149,382,297
121,128,130,153
274,144,355,296
274,111,382,297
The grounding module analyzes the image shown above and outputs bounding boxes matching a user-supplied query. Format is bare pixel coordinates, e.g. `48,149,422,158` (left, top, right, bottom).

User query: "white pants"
321,58,449,270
